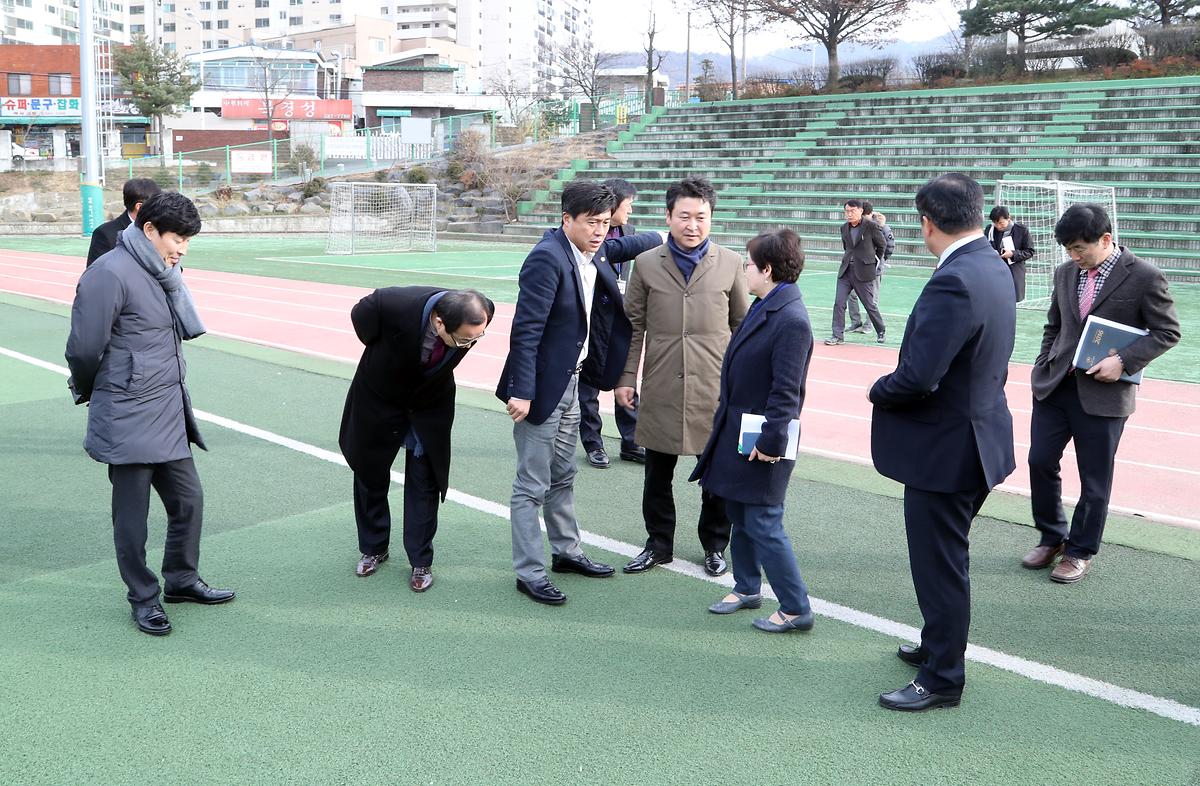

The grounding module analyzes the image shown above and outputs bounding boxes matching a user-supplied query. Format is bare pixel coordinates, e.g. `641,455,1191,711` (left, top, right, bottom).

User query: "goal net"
994,180,1118,310
326,182,438,255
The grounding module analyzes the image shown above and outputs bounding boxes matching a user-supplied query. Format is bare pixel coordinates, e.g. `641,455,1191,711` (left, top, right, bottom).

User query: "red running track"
4,248,1198,530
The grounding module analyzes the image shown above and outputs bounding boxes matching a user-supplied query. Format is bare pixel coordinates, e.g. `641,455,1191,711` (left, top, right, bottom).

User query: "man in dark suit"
86,178,161,266
496,180,664,605
577,177,644,469
870,173,1017,711
827,198,886,345
340,287,495,593
1023,204,1180,583
985,205,1035,302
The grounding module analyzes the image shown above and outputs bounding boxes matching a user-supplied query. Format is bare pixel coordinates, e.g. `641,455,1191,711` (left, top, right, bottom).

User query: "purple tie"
424,339,446,370
1079,268,1099,320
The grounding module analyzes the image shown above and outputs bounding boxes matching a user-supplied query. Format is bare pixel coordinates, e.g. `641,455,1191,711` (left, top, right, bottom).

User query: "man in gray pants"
66,192,234,636
495,180,663,605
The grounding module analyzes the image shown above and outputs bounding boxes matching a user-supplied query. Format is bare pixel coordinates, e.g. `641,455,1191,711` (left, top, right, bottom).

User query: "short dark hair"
561,180,616,219
135,191,202,238
989,205,1011,222
123,178,162,212
1054,203,1113,246
434,289,495,332
844,198,863,209
602,178,637,205
746,229,805,284
914,173,984,234
666,175,717,214
862,200,874,215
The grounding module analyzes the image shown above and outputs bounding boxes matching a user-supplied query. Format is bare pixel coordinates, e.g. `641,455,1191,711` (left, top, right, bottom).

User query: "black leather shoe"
897,643,925,667
586,449,610,468
623,548,673,573
551,553,615,577
516,578,566,605
132,604,171,636
703,551,728,576
879,681,961,712
163,579,236,605
619,445,646,464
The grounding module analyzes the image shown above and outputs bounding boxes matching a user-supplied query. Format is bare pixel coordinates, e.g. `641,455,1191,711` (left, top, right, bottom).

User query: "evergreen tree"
113,35,200,154
960,0,1132,68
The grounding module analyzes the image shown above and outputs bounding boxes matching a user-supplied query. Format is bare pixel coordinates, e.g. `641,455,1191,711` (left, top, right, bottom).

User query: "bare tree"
250,53,296,153
693,0,762,99
643,10,669,112
558,43,619,130
480,150,542,222
752,0,916,86
486,75,541,126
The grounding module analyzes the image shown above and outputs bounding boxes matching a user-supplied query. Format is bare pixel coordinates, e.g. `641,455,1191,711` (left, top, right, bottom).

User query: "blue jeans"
726,499,811,616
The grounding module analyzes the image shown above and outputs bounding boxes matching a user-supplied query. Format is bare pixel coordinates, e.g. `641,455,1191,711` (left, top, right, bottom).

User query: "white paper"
1001,236,1015,253
738,413,800,460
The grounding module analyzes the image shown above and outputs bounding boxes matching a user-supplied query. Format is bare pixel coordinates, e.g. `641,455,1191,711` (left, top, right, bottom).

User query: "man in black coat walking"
86,178,161,266
339,287,495,593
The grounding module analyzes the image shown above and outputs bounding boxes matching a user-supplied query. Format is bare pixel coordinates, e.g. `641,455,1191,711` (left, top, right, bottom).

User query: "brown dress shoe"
355,552,388,577
1050,555,1092,584
1021,543,1065,569
410,566,433,593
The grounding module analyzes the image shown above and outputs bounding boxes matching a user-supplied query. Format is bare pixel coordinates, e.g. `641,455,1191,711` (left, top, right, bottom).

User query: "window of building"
12,17,31,27
254,0,268,7
328,13,339,21
202,39,213,48
7,74,32,94
109,20,123,30
217,0,228,7
217,18,228,28
164,42,176,51
289,15,301,24
48,73,72,95
162,2,173,10
129,3,142,12
380,5,387,13
370,37,384,53
199,0,210,8
255,16,269,25
200,19,212,28
13,0,31,6
218,39,229,47
278,10,286,17
131,23,144,32
47,5,58,14
163,21,175,30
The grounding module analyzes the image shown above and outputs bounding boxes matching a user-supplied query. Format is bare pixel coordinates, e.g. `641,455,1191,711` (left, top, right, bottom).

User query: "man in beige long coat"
615,175,749,576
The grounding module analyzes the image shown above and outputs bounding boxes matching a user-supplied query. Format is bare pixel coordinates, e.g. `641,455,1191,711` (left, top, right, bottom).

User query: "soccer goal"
326,182,438,254
994,180,1118,310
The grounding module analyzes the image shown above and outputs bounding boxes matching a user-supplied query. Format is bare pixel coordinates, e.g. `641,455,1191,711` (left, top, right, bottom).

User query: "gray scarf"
120,223,206,340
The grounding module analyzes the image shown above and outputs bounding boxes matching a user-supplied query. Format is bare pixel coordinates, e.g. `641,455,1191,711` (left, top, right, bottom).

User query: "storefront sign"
221,98,353,120
0,97,82,116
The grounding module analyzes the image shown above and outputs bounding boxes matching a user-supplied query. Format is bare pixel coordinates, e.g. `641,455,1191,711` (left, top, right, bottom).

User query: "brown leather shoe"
355,552,388,577
1021,543,1065,569
410,566,433,593
1050,555,1092,584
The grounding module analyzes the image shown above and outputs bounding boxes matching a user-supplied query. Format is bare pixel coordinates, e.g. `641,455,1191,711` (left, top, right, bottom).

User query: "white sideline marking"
3,344,1198,728
254,257,518,280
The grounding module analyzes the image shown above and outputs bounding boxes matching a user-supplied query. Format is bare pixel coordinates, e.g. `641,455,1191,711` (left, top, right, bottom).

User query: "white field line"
254,257,518,280
2,343,1198,728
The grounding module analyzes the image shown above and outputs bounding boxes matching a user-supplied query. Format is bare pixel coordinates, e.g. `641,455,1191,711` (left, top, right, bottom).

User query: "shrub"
291,143,318,176
1078,46,1138,69
373,168,391,182
212,183,234,201
969,43,1020,77
404,165,430,184
445,160,465,180
448,129,490,169
1139,24,1200,60
194,162,214,186
149,166,177,189
913,52,967,85
302,176,325,199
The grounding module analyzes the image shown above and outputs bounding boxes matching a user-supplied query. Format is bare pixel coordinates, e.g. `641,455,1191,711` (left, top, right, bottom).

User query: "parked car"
11,142,39,162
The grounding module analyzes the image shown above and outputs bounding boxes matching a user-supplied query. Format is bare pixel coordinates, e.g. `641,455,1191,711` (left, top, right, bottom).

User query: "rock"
196,202,219,218
287,191,304,203
3,210,31,222
299,202,326,215
244,187,264,202
32,212,57,222
274,203,299,214
221,202,251,216
252,203,275,214
303,196,321,206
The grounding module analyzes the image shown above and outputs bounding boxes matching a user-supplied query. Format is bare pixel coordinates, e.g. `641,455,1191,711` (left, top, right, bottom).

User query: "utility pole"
79,0,104,236
740,5,747,84
684,11,691,102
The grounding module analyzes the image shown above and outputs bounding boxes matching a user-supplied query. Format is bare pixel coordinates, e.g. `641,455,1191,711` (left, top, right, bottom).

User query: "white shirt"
569,241,597,367
936,233,984,269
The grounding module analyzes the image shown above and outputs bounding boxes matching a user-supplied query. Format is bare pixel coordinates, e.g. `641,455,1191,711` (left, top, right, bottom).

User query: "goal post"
993,180,1118,310
326,182,438,255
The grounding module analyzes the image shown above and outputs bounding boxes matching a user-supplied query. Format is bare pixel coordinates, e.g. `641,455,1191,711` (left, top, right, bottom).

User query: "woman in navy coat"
690,229,815,633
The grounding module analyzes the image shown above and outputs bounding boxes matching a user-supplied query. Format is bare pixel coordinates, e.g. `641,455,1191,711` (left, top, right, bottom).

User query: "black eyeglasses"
449,332,484,349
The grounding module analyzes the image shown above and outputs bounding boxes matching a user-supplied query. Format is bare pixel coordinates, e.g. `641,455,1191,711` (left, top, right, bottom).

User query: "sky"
595,0,963,56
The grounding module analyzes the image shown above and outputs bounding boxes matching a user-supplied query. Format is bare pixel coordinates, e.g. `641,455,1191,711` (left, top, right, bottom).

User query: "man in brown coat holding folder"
1024,203,1180,583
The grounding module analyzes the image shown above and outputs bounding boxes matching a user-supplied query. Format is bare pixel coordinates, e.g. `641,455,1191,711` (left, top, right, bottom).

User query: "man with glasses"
340,287,495,593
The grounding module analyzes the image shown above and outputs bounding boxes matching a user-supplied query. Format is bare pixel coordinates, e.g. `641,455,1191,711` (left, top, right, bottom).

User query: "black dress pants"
577,382,638,452
1028,374,1127,559
108,457,203,608
903,483,990,695
642,448,730,557
353,444,440,568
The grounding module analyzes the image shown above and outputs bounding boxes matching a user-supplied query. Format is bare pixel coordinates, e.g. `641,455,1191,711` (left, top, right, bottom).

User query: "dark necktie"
424,339,446,370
